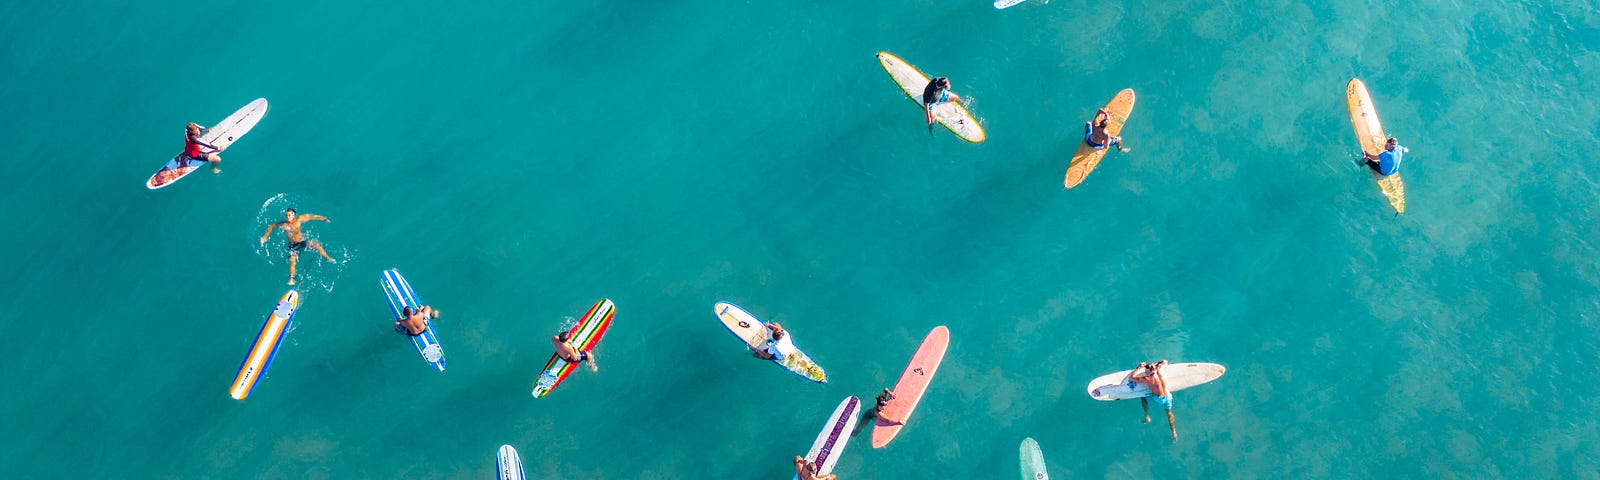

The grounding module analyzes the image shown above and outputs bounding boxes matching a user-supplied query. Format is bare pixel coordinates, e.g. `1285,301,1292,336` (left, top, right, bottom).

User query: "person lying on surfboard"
752,323,797,360
552,331,598,372
1085,109,1131,153
180,122,226,173
1130,360,1178,441
1363,137,1408,176
259,208,337,286
921,77,963,127
793,456,837,480
395,305,438,336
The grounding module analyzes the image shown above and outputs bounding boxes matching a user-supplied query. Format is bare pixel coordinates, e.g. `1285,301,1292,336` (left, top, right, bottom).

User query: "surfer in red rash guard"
1130,360,1177,441
180,122,225,172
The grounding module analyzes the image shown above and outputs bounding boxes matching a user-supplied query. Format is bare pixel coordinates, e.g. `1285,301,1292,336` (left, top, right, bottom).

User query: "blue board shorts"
1149,394,1173,410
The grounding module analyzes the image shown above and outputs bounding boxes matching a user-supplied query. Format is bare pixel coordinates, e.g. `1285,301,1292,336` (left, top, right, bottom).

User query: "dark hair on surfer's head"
403,306,414,316
286,208,297,214
558,331,570,341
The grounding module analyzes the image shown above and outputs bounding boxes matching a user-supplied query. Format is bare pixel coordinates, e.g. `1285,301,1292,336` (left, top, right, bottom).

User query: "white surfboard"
146,98,269,189
995,0,1027,8
876,52,986,143
497,445,525,480
1019,437,1048,480
1086,362,1226,400
801,396,860,477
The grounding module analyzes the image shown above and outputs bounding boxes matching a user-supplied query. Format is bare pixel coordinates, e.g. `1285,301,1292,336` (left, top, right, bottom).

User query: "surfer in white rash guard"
793,456,837,480
1130,360,1178,441
552,331,598,372
753,323,796,360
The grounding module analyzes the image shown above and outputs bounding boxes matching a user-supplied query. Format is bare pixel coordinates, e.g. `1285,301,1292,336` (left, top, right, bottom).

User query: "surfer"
258,208,337,286
180,122,226,173
1363,137,1408,176
921,77,964,128
552,331,598,372
1130,360,1178,441
793,456,837,480
1085,109,1131,153
395,306,437,336
753,323,797,360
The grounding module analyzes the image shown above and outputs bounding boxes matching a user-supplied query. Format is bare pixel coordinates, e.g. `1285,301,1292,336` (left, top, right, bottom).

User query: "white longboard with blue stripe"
497,445,525,480
381,269,445,371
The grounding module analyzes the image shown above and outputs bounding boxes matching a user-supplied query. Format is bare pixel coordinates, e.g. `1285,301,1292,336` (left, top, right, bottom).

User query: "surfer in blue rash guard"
1130,360,1178,441
921,77,963,127
1363,137,1408,176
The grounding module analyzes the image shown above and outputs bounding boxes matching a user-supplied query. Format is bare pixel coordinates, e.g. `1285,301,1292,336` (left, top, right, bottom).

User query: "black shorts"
289,240,307,255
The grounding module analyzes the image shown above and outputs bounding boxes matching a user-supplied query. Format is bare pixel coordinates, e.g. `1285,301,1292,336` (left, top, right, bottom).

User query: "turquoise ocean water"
3,0,1599,477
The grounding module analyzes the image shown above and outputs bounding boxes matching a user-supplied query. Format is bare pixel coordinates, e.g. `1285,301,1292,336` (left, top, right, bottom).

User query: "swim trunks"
1149,394,1173,410
289,240,307,255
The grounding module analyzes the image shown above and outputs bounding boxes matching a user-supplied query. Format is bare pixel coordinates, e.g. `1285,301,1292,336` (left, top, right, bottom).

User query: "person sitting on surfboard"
793,456,837,480
1130,360,1178,440
395,305,437,336
180,122,226,173
921,77,963,127
259,208,337,286
552,331,598,372
1363,137,1408,176
753,323,797,360
1085,109,1131,153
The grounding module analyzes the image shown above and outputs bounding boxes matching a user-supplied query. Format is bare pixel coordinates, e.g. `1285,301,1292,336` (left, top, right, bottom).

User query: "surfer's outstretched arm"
259,222,281,243
300,214,329,222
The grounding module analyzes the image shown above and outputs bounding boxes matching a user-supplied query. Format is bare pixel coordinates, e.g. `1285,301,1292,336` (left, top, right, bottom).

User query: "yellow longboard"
1345,79,1406,214
1064,89,1135,188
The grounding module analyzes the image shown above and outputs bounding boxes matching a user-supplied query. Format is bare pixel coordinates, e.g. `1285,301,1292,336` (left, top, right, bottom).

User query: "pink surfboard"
871,326,950,448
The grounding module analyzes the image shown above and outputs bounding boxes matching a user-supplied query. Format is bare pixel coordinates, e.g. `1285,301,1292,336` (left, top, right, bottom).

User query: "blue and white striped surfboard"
380,269,446,371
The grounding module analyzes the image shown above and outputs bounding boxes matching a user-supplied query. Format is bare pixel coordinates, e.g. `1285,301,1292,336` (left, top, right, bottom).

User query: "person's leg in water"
287,250,299,286
583,350,598,372
207,152,223,173
309,240,336,262
1140,397,1151,424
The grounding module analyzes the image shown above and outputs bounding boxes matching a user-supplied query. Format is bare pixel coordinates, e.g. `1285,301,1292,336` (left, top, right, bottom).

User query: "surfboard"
228,290,299,400
1019,437,1049,480
1064,89,1135,188
876,52,986,143
995,0,1027,8
714,301,827,383
147,98,269,190
497,445,525,480
379,269,446,371
797,396,860,479
1345,78,1407,213
532,299,616,397
1086,362,1227,400
871,325,950,448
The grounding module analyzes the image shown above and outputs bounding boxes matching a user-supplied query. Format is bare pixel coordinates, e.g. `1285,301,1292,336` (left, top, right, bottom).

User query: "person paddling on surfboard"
793,456,838,480
1363,137,1407,176
1130,360,1178,441
395,306,438,336
180,122,226,173
752,323,798,360
552,331,598,372
1085,109,1131,153
921,77,964,131
259,208,337,286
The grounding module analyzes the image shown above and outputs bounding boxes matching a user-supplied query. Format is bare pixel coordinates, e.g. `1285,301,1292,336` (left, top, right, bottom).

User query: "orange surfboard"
871,326,950,448
1064,89,1135,188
